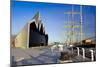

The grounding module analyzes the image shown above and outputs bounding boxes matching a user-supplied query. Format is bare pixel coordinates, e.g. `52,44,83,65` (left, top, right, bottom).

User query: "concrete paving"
11,46,92,66
11,47,60,66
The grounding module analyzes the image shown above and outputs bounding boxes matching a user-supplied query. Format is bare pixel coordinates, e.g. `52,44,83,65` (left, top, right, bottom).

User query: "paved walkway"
11,47,60,66
11,46,91,66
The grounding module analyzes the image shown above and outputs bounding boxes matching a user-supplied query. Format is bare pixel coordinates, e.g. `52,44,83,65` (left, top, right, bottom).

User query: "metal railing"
69,47,96,61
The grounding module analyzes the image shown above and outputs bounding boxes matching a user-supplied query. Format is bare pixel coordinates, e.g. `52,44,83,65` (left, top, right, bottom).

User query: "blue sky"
11,1,96,43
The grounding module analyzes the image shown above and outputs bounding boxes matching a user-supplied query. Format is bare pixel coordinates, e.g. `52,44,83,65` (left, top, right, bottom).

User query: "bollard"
51,46,54,55
90,49,94,61
82,48,85,58
76,47,80,56
11,56,16,66
72,48,73,54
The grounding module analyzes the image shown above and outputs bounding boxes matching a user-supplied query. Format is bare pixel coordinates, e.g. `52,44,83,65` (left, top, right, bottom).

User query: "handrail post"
77,47,80,56
82,48,85,58
72,47,73,54
90,49,94,61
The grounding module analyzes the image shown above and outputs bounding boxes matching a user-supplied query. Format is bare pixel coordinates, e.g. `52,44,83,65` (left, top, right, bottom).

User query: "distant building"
82,36,96,45
12,12,48,48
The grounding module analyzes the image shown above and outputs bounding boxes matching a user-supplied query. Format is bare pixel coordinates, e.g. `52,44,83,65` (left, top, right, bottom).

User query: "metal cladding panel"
29,21,47,47
29,31,46,44
15,23,28,49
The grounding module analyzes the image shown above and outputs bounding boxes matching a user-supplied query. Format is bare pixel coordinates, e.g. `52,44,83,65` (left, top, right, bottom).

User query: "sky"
11,1,96,43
